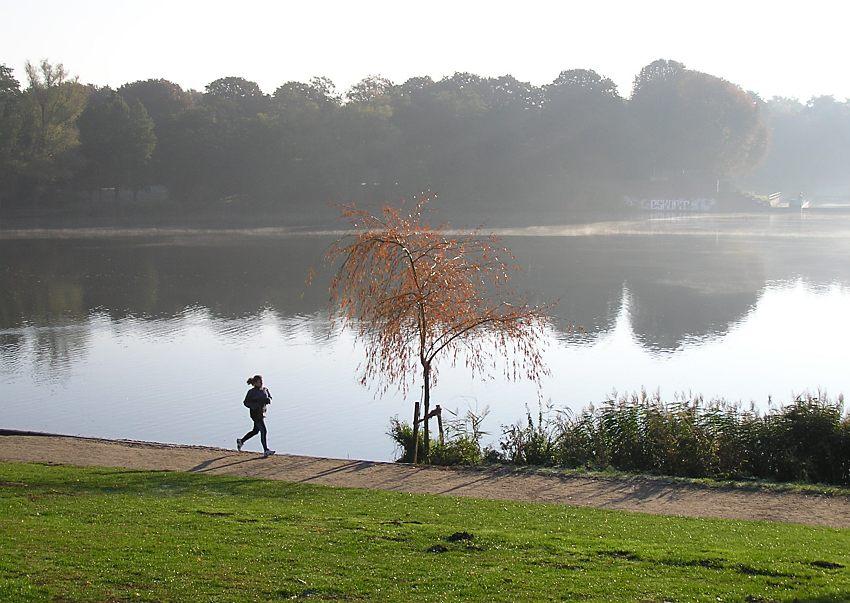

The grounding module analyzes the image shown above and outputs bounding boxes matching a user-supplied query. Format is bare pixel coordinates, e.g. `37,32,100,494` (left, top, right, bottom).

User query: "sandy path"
1,431,848,529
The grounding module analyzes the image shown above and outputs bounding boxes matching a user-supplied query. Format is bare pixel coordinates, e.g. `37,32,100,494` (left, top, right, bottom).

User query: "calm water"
2,212,850,461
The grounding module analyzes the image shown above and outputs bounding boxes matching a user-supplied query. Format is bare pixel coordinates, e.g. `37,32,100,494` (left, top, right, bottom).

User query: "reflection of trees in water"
621,237,765,350
0,325,91,382
507,236,766,350
2,232,847,366
31,325,91,380
0,333,25,375
506,237,624,341
0,237,333,328
623,233,850,350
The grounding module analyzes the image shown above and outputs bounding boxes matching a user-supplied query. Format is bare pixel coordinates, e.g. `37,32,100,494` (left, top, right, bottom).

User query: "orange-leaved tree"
326,196,549,462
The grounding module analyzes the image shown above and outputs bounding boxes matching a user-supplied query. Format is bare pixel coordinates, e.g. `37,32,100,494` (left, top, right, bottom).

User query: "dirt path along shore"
1,432,848,529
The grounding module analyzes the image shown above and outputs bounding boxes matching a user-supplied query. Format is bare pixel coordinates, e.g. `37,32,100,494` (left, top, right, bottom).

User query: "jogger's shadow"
190,455,264,473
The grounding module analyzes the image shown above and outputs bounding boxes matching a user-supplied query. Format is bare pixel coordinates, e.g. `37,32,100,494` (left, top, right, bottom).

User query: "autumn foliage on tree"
326,196,549,462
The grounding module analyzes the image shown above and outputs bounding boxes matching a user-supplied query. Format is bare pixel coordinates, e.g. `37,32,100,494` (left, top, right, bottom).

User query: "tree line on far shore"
1,58,849,221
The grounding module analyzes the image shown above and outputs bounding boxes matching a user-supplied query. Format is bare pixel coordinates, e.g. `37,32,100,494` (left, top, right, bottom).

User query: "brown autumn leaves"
322,195,551,459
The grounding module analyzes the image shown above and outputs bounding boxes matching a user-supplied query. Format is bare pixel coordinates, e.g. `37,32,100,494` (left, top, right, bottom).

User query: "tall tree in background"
345,75,393,104
154,106,222,201
536,69,626,203
326,197,549,462
269,77,340,204
749,96,850,193
204,76,269,117
391,73,496,209
336,75,401,200
19,60,89,188
192,76,272,200
464,74,542,210
630,59,767,184
273,77,340,115
117,79,194,188
117,79,193,130
0,64,24,200
77,89,156,199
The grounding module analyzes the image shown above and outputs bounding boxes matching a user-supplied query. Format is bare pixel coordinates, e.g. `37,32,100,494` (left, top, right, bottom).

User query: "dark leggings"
242,415,268,451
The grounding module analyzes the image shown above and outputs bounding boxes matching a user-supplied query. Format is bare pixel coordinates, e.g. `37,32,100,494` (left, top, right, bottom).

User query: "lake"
2,211,850,461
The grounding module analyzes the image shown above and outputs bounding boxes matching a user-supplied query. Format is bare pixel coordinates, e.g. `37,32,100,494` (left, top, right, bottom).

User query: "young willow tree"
326,198,549,462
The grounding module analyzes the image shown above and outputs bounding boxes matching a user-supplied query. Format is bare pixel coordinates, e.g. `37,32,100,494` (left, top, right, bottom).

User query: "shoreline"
3,209,850,241
2,430,849,529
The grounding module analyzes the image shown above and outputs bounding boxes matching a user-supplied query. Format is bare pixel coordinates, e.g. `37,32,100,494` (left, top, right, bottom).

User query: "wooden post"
412,401,421,464
436,405,444,446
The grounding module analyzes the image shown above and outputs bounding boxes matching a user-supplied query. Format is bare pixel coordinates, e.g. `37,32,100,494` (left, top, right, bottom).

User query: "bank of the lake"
2,459,850,602
2,432,850,528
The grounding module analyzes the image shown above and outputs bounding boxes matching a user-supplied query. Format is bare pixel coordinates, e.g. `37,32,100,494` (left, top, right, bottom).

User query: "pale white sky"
2,0,848,100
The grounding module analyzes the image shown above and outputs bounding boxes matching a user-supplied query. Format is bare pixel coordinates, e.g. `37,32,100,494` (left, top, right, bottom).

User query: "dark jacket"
244,387,272,420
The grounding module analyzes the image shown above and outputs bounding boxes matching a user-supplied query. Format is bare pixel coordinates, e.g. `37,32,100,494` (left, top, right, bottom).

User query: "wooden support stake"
436,405,444,446
412,401,421,464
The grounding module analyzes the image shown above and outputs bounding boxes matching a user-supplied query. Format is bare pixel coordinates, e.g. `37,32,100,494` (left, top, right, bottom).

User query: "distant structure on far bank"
625,197,716,212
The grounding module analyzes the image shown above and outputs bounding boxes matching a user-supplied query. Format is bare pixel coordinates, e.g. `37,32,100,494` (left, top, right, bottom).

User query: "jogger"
237,374,275,457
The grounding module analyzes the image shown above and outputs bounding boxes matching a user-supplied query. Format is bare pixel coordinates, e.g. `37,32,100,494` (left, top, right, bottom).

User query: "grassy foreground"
1,463,849,602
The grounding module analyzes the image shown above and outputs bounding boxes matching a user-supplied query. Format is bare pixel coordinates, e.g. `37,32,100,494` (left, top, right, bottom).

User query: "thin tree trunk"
423,363,430,462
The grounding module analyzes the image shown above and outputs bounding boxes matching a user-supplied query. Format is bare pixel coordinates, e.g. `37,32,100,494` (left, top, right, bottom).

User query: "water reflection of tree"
0,333,25,375
506,236,768,350
31,324,91,380
0,236,332,328
624,239,764,350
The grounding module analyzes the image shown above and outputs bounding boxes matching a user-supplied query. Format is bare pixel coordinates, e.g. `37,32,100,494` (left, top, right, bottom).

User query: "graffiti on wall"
624,197,717,211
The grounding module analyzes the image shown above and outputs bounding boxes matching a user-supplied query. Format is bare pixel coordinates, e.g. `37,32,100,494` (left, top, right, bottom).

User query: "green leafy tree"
18,60,90,189
156,105,268,202
203,76,268,117
345,75,393,104
117,79,193,188
117,79,192,130
77,89,156,198
154,107,220,200
535,69,627,203
267,78,341,206
630,59,768,182
749,96,850,193
273,77,340,116
0,64,24,201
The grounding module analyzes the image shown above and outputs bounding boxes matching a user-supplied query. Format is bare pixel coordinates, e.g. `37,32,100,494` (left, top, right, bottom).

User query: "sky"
2,0,849,100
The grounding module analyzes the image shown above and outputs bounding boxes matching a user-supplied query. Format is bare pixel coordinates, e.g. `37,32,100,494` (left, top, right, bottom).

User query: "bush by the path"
388,416,484,466
392,392,850,486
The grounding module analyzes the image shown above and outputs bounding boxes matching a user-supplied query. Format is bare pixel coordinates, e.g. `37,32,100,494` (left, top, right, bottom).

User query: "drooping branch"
325,194,550,401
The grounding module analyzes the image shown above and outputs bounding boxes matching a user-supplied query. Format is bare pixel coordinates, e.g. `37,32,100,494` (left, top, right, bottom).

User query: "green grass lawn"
1,462,849,602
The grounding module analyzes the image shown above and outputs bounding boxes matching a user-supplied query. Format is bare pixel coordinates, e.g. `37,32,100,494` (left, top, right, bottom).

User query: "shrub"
495,391,850,485
390,391,850,485
430,437,482,466
388,406,489,465
499,403,559,466
387,417,425,464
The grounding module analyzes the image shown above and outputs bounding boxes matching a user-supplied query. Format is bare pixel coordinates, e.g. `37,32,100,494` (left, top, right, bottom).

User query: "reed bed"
391,391,850,485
